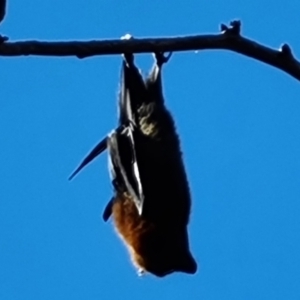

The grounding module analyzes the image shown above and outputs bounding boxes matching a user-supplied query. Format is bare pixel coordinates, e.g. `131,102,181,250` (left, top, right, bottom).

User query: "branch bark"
0,20,300,82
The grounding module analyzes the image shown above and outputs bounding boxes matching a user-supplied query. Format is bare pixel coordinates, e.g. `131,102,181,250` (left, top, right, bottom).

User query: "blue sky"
1,1,300,299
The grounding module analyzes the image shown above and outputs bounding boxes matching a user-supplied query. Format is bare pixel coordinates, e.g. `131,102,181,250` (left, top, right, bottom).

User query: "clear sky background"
1,1,300,299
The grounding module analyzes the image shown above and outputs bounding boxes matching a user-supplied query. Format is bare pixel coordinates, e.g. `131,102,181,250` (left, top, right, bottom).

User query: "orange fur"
112,193,197,277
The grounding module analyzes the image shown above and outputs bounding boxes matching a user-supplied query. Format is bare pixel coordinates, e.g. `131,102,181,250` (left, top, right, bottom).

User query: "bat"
69,51,197,277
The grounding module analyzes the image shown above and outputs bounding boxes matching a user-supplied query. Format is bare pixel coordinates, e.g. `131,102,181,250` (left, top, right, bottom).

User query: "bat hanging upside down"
69,50,197,277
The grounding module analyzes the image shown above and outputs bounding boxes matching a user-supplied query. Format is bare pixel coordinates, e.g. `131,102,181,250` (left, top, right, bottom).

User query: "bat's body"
70,52,197,277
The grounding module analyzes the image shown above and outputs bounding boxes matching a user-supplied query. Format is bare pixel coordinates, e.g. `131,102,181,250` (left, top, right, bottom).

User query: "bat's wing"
103,54,147,220
106,124,144,217
102,197,114,222
68,136,107,180
118,54,148,126
68,123,144,221
70,53,146,219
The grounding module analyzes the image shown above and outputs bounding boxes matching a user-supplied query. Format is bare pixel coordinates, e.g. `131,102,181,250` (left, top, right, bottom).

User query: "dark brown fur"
112,192,196,277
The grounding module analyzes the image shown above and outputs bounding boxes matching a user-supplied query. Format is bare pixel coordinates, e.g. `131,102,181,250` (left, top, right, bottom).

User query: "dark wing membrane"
118,58,148,126
107,129,127,193
107,125,144,215
68,136,107,180
124,124,144,213
102,197,114,222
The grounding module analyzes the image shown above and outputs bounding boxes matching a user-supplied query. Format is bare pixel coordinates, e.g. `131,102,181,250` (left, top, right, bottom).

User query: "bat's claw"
154,52,172,67
0,34,8,43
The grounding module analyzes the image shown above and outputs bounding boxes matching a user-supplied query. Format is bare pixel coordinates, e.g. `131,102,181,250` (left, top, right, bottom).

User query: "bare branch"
0,20,300,82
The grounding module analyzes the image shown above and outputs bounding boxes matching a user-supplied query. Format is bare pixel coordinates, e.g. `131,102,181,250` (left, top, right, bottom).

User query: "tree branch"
1,20,300,82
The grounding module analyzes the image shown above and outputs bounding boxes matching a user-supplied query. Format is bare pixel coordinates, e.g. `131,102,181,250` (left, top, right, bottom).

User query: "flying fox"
69,51,197,277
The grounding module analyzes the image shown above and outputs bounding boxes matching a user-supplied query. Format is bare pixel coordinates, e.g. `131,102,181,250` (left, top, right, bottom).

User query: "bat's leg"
145,51,172,103
120,33,135,67
123,52,134,68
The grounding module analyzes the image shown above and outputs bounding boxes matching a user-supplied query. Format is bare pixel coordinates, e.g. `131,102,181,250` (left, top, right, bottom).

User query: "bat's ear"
68,136,107,180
